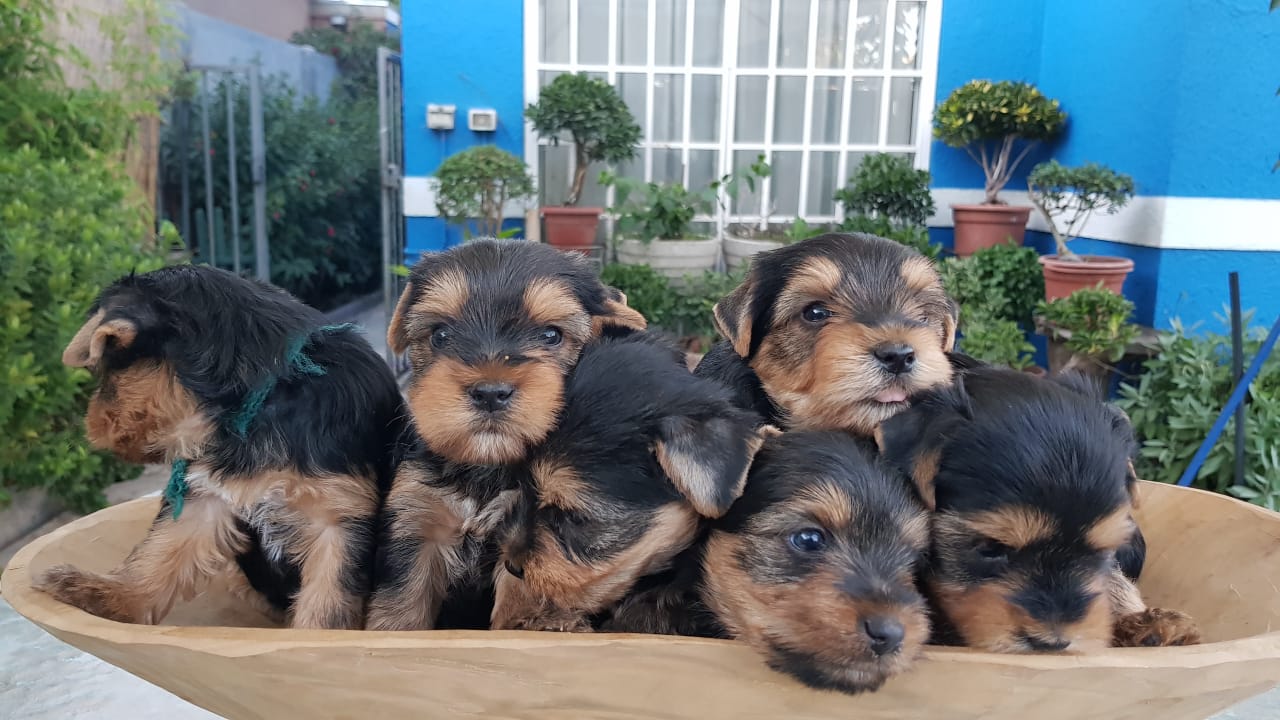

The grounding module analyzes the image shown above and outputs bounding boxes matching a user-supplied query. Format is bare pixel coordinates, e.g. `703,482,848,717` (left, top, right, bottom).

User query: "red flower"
327,117,335,125
326,226,336,238
309,169,316,177
272,212,281,221
208,148,215,157
300,181,309,192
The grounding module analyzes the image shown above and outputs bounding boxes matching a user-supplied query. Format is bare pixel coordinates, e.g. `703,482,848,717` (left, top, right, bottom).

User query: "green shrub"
941,243,1044,327
0,148,173,511
834,153,936,228
601,174,718,241
291,24,399,104
1038,286,1139,362
840,215,941,260
1028,161,1135,257
598,264,745,352
956,311,1035,370
1117,318,1280,509
435,145,534,238
599,263,676,328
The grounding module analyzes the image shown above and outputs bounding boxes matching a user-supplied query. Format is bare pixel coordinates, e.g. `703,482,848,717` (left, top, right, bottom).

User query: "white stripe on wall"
403,176,529,219
928,188,1280,253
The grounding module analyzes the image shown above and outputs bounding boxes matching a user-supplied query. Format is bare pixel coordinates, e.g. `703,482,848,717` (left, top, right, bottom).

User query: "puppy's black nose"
863,616,905,656
1024,635,1070,652
873,344,916,375
468,382,514,412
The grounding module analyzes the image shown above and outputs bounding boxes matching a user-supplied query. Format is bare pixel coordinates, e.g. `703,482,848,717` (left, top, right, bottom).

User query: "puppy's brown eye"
540,327,562,346
430,326,452,349
802,303,831,323
789,528,827,552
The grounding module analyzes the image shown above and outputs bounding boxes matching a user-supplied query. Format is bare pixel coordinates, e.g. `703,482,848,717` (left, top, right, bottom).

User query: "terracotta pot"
542,206,602,253
1040,254,1135,301
616,237,719,281
723,234,784,271
951,204,1032,257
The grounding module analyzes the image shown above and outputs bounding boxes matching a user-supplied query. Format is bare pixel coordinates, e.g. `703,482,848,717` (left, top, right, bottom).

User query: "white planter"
723,234,785,271
617,237,719,281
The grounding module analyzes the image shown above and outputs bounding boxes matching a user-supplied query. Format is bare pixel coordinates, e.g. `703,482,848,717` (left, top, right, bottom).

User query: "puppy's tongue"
875,389,909,404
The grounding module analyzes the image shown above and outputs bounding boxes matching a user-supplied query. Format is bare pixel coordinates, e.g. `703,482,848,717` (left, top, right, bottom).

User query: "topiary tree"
933,80,1067,204
1027,161,1135,258
435,145,535,238
525,73,641,206
833,152,935,227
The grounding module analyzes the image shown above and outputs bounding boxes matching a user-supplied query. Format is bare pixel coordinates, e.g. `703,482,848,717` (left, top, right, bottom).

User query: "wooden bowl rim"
4,482,1280,673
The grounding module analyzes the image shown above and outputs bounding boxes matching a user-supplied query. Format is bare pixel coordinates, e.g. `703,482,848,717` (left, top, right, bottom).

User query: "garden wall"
927,0,1280,333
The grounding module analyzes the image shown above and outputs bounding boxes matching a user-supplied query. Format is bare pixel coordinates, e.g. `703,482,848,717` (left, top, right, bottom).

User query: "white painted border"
403,176,529,219
928,188,1280,252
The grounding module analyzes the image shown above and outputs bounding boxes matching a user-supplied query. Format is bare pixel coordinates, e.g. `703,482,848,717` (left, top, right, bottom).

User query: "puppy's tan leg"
289,474,381,630
491,566,592,633
1108,568,1201,647
36,493,245,624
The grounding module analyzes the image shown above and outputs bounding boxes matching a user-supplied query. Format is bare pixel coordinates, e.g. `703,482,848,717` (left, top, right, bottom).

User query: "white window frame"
523,0,944,232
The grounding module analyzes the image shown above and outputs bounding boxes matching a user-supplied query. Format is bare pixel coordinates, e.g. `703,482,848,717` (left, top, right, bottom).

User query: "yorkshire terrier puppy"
490,332,767,632
37,265,404,629
365,240,647,630
698,431,931,693
696,233,958,437
876,365,1201,652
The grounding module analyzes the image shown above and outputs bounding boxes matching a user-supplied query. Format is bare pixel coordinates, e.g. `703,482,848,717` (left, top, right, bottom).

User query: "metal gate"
165,64,270,279
378,47,410,379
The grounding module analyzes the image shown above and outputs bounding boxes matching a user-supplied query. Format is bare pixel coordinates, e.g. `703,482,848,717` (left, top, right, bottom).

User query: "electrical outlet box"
426,104,456,131
468,108,498,132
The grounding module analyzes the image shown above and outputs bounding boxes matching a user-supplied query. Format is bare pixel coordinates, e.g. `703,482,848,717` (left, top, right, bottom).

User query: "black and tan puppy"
695,232,958,437
365,240,647,630
490,332,767,632
698,431,931,693
876,366,1200,652
36,265,404,629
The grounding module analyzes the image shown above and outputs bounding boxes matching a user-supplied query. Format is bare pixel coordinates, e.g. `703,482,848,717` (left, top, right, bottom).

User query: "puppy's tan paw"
1113,608,1201,647
509,611,594,633
34,564,140,624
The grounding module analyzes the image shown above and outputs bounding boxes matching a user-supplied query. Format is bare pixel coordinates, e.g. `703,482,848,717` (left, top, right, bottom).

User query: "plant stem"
568,141,589,206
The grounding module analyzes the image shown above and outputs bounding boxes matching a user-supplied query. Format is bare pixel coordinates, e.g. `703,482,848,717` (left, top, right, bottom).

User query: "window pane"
734,75,767,142
732,150,765,217
773,76,806,143
893,1,925,69
776,0,811,68
689,149,720,191
844,151,869,182
888,77,920,145
578,0,609,64
617,73,648,137
581,165,610,207
815,0,850,69
737,0,771,68
540,70,564,88
539,144,570,207
853,0,886,69
810,76,844,144
847,77,882,144
653,74,685,142
541,0,570,63
653,148,684,184
690,75,721,142
692,0,725,66
655,0,688,66
618,0,648,64
771,151,802,217
807,151,839,216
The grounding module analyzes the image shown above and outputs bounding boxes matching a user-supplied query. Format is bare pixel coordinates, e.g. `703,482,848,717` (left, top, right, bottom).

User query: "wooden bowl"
4,481,1280,720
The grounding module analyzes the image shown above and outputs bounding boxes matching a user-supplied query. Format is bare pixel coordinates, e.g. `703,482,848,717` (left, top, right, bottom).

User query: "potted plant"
956,310,1037,372
1037,285,1140,383
1028,160,1137,300
603,173,720,280
836,152,941,260
434,145,535,239
721,154,783,270
941,243,1046,374
933,80,1067,256
525,73,642,253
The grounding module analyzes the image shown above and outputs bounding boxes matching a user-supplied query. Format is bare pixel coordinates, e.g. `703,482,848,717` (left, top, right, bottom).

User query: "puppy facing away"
876,365,1201,652
699,431,931,694
695,232,958,437
490,332,767,632
365,240,647,631
36,265,405,629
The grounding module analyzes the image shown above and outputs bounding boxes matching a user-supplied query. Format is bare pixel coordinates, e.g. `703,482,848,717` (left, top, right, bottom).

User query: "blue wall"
930,0,1280,332
402,0,526,259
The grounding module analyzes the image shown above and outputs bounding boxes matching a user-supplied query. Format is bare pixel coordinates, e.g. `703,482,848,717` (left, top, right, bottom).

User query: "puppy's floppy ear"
942,297,959,352
62,311,138,369
875,379,973,511
591,285,648,336
386,283,414,355
655,414,769,518
713,274,756,358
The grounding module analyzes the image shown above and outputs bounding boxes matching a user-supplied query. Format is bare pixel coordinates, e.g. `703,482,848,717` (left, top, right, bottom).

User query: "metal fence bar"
378,45,394,358
199,71,217,267
178,97,191,244
248,66,269,281
225,74,242,274
1229,272,1246,488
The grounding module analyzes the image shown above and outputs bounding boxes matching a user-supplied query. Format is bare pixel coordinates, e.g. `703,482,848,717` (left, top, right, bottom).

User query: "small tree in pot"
1028,160,1137,300
933,80,1067,256
835,152,941,260
525,73,642,252
435,145,535,239
602,172,721,281
1037,285,1141,385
